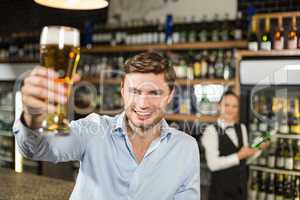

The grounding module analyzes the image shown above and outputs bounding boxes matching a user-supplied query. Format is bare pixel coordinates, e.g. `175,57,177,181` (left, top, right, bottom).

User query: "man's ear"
120,80,124,98
167,88,175,104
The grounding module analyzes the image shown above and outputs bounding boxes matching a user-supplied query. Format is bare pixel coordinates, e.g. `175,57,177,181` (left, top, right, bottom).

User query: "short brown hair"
123,52,176,91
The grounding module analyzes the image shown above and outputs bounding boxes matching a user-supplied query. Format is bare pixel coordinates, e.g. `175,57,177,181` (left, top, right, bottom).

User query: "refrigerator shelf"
250,165,300,176
274,134,300,140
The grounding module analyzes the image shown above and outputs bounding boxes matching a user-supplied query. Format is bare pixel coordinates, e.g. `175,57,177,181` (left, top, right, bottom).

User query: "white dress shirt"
201,119,249,172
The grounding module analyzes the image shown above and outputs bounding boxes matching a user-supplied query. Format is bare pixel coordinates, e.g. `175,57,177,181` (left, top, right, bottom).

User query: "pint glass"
40,26,80,133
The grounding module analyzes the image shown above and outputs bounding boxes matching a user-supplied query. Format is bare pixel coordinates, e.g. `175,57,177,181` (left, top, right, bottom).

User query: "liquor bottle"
276,138,285,169
193,53,202,79
223,50,234,80
258,95,269,132
294,176,300,200
260,17,272,51
249,171,258,200
283,175,293,200
284,139,294,170
211,14,220,41
248,17,259,51
266,173,275,200
288,16,298,49
279,98,290,134
198,15,208,42
165,14,174,45
275,174,284,200
290,97,300,135
258,172,267,200
294,140,300,170
200,51,208,78
221,13,230,41
267,142,276,168
234,11,243,40
214,50,224,78
188,17,197,43
199,92,211,115
274,16,284,50
208,51,216,79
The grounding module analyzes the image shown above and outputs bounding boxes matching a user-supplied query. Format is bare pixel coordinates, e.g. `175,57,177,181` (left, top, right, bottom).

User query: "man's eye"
130,89,140,95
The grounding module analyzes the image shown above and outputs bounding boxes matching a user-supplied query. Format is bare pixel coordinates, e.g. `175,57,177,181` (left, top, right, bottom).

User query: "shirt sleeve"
201,125,240,172
174,139,200,200
241,123,249,147
13,113,99,163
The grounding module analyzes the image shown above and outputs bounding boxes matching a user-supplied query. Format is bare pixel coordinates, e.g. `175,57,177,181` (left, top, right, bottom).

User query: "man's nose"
134,94,150,109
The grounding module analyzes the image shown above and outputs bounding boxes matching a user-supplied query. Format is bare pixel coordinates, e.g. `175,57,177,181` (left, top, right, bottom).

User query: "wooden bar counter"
0,168,74,200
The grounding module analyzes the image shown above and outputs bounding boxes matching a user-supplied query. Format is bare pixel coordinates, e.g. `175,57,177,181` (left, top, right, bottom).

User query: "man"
201,91,258,200
13,52,200,200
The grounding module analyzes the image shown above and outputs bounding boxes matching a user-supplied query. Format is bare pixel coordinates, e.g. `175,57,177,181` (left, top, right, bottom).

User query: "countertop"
0,168,75,200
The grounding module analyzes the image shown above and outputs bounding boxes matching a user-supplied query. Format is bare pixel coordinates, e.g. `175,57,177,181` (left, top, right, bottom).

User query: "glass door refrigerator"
239,57,300,200
0,63,41,174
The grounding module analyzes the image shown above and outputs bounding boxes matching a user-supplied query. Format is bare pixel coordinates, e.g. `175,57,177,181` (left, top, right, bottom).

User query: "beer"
40,26,80,133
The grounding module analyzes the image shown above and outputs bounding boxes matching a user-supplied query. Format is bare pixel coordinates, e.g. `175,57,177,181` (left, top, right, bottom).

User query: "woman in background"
201,91,265,200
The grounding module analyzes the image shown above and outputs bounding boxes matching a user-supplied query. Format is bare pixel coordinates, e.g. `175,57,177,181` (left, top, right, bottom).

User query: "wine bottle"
260,17,272,51
249,171,258,200
274,16,284,50
288,16,298,49
291,97,300,135
294,140,300,170
266,173,275,200
248,17,259,51
275,174,284,200
283,175,293,200
267,142,276,168
294,176,300,200
284,139,294,170
276,139,285,169
258,172,267,200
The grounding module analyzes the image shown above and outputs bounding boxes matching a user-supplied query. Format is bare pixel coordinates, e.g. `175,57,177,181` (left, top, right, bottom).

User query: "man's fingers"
22,95,56,114
24,76,67,95
30,66,59,78
22,85,67,104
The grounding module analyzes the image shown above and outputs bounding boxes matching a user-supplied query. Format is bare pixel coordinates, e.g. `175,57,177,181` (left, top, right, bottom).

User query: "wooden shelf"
82,40,248,53
254,11,300,20
175,79,235,86
0,59,38,64
165,114,218,122
250,165,300,176
81,77,235,86
237,50,300,58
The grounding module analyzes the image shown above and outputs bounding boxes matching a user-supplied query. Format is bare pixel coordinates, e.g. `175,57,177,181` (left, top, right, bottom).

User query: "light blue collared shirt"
13,112,200,200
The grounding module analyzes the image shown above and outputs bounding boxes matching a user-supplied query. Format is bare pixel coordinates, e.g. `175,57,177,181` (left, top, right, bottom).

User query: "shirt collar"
112,112,172,140
217,118,235,129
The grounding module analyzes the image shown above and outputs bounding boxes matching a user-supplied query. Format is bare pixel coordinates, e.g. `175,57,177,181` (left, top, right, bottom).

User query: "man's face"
121,73,173,131
219,95,239,122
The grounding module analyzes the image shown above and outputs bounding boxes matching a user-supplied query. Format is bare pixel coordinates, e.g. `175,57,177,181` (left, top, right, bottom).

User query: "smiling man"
13,52,200,200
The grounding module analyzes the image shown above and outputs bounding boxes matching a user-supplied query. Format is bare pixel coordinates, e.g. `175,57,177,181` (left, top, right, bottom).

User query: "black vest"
208,124,248,200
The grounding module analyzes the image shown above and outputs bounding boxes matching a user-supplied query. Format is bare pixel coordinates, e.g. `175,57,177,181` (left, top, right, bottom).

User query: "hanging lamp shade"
34,0,108,10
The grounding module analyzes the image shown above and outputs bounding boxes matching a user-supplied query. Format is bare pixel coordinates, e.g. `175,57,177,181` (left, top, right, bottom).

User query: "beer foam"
40,26,80,47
